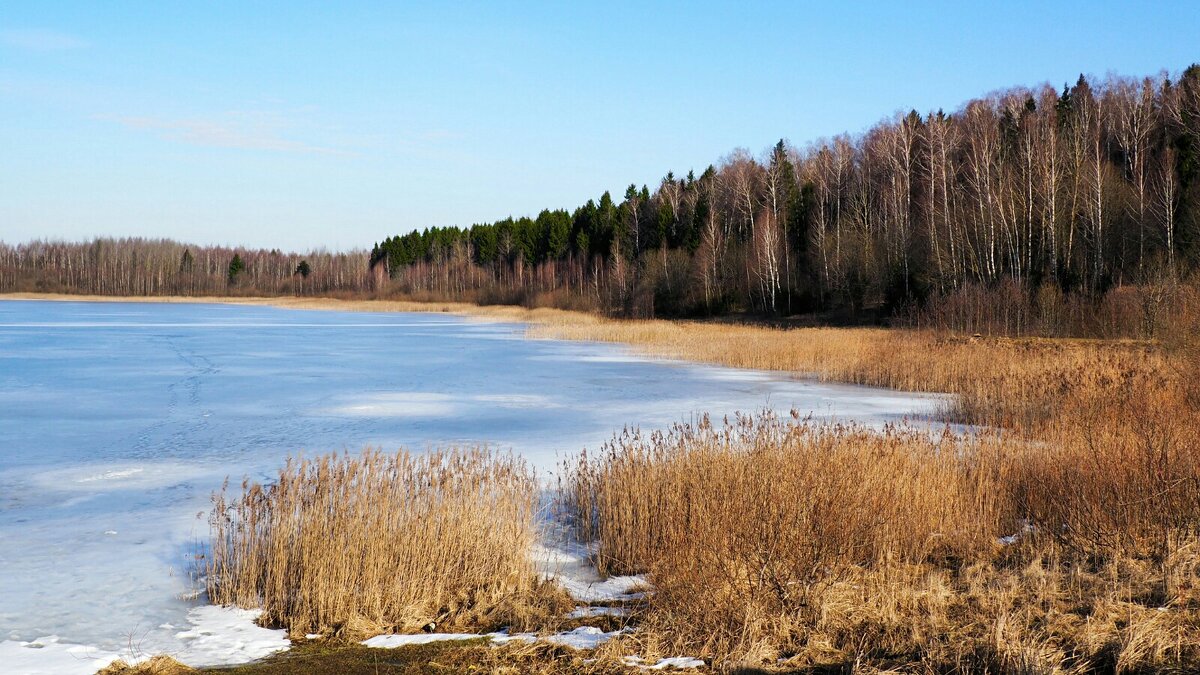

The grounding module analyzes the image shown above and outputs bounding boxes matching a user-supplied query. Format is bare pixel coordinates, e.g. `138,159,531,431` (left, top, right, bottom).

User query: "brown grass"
97,656,194,675
563,403,1200,671
206,447,567,639
565,415,1009,579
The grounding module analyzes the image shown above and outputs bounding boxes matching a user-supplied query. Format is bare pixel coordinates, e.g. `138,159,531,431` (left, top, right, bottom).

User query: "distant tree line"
370,65,1200,331
4,65,1199,336
0,238,374,297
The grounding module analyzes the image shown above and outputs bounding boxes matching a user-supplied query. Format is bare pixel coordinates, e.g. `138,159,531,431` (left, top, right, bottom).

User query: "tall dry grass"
207,447,564,638
563,405,1200,670
535,318,1175,431
565,414,1009,579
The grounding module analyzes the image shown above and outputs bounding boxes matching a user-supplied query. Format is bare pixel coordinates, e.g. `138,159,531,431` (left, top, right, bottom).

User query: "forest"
4,65,1199,336
369,66,1200,331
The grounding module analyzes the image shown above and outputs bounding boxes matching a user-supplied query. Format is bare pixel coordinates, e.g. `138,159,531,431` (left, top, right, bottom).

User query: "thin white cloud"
108,114,347,155
1,29,89,51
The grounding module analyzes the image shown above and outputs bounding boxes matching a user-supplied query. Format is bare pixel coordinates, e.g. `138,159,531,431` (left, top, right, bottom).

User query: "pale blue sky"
2,2,1198,250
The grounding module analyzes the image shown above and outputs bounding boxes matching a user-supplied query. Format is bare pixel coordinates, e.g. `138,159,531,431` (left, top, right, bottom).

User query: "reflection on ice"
321,392,564,418
32,462,207,492
323,392,458,417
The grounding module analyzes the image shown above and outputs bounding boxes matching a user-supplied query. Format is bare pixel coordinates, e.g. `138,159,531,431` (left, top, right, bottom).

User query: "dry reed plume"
207,447,565,639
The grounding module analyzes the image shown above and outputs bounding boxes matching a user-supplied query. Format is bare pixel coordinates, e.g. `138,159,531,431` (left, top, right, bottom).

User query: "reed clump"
207,448,564,639
564,409,1200,671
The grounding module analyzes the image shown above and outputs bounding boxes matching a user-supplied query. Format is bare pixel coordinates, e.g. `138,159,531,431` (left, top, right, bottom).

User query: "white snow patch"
698,367,776,383
474,394,560,408
560,575,649,603
363,626,623,651
31,461,205,492
576,353,654,364
170,606,289,667
361,629,549,649
623,655,706,670
78,467,144,482
543,626,623,649
323,392,561,418
362,632,489,648
567,605,630,619
488,630,538,645
530,539,649,603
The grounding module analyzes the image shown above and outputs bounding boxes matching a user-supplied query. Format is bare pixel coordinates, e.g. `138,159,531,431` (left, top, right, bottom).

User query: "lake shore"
7,292,1196,674
0,291,1158,426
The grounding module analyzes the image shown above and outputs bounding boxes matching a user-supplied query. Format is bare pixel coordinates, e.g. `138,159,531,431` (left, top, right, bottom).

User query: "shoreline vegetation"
11,291,1199,673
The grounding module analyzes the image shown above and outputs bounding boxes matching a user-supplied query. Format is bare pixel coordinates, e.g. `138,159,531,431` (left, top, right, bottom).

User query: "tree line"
371,65,1200,329
0,238,375,297
4,65,1199,336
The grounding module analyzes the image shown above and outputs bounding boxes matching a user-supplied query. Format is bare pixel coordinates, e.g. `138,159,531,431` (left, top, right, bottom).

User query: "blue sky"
2,2,1198,251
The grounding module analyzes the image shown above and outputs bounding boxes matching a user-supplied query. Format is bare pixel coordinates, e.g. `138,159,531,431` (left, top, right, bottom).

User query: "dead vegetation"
206,448,569,640
97,656,194,675
563,384,1200,671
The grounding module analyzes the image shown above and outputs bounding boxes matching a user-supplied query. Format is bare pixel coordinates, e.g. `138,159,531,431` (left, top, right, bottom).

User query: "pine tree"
227,254,246,285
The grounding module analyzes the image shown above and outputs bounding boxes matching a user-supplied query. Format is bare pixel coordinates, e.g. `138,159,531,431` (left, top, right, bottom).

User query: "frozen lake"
0,299,941,671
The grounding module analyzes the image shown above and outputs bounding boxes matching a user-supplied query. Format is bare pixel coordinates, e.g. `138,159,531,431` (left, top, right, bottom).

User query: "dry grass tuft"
207,447,567,639
97,656,194,675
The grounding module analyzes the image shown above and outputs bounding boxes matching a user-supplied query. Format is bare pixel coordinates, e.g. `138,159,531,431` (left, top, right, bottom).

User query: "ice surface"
0,299,942,671
0,636,122,675
0,605,286,673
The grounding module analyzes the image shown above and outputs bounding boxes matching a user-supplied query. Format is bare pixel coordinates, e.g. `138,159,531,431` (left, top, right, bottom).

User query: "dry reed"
207,447,564,639
563,408,1200,671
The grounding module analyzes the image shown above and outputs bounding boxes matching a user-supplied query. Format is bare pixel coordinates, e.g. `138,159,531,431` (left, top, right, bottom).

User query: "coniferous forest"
5,66,1200,336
